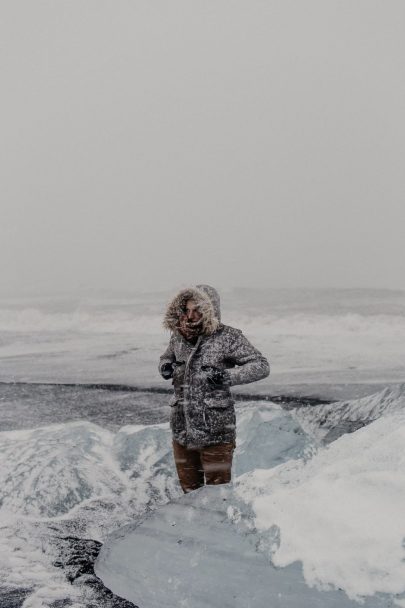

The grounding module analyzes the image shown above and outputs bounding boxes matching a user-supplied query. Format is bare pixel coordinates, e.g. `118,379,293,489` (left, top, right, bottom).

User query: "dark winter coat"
159,285,270,448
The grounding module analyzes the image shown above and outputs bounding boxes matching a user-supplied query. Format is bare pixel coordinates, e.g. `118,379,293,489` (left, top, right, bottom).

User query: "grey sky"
1,1,404,294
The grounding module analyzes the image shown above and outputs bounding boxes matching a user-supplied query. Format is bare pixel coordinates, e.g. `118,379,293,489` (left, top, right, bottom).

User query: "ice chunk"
236,410,405,601
0,421,126,517
7,397,402,606
114,422,173,474
295,383,405,443
0,421,178,605
95,484,390,608
0,421,177,520
112,423,180,516
0,404,298,521
234,404,311,475
96,396,405,606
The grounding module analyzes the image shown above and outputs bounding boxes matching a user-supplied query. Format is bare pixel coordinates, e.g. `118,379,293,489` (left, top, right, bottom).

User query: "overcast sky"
1,1,404,294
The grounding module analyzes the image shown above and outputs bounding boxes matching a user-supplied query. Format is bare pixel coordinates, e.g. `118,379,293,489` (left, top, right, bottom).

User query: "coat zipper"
183,335,202,442
183,335,202,401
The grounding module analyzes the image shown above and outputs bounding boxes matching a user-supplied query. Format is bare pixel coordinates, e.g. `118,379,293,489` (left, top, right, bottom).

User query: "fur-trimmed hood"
163,284,221,336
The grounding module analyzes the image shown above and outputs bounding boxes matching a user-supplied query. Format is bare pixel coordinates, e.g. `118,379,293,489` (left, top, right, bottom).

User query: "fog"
1,1,404,294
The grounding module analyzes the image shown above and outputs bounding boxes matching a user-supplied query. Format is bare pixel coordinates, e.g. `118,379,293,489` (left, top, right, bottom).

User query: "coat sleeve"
226,331,270,387
158,334,176,377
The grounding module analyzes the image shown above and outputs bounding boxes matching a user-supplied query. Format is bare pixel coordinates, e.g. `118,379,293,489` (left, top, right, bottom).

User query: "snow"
235,398,405,600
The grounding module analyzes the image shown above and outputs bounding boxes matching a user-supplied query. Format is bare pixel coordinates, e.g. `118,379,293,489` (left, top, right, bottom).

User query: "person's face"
184,299,202,323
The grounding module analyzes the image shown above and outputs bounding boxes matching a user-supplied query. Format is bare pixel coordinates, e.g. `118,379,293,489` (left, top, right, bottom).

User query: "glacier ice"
0,401,311,606
95,388,405,607
2,387,405,607
234,404,310,475
295,383,405,443
95,484,391,608
0,420,179,606
0,421,125,518
235,411,405,601
0,402,308,521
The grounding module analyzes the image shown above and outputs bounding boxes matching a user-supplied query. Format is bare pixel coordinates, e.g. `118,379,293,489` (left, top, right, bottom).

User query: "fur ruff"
163,287,220,335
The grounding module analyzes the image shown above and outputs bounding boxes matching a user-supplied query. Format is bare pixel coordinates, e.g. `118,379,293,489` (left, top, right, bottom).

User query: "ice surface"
233,404,311,475
294,383,405,442
2,383,405,606
236,411,405,601
0,402,310,606
0,403,303,522
95,485,390,608
0,422,122,518
0,420,178,606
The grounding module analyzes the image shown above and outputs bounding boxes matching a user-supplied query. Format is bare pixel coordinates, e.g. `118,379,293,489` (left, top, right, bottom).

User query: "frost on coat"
159,285,270,448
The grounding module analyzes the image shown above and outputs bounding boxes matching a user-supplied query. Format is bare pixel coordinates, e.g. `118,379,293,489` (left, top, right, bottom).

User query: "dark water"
0,382,328,433
0,383,171,432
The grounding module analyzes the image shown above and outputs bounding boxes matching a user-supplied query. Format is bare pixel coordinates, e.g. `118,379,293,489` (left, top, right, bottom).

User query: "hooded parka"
159,285,270,448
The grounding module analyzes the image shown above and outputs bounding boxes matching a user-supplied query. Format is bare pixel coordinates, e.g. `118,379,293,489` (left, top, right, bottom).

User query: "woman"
159,284,270,492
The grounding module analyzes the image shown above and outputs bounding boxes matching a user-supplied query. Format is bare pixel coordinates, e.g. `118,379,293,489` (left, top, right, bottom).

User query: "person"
159,284,270,493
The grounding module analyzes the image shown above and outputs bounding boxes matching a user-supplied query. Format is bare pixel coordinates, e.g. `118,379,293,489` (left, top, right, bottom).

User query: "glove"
161,362,174,380
204,367,230,388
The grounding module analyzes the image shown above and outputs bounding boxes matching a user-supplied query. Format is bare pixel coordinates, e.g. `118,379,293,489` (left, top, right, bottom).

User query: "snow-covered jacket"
159,285,270,448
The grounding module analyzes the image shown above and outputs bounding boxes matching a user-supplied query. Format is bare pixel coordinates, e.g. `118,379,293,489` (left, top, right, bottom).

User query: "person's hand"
161,362,174,380
204,367,230,388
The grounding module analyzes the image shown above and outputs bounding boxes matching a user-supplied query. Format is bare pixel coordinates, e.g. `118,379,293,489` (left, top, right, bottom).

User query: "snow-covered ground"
1,288,405,607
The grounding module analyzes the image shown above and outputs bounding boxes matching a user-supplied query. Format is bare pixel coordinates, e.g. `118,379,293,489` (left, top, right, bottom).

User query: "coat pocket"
203,398,236,436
